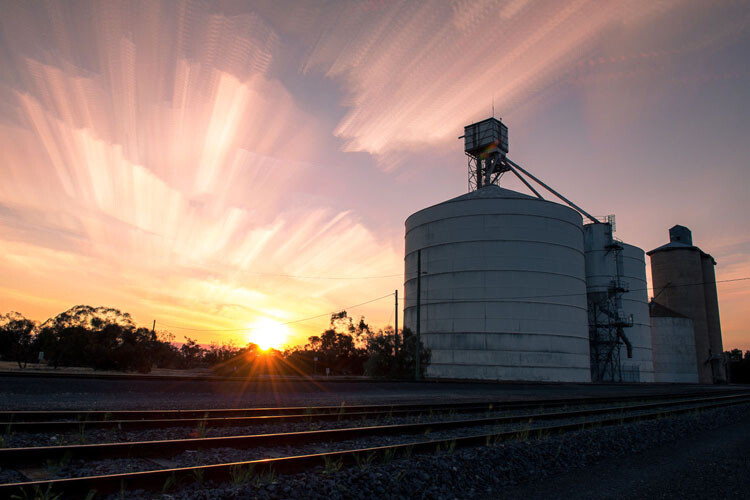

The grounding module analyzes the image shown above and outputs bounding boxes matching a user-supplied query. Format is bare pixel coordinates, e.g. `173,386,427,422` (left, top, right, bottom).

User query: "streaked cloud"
300,0,688,161
0,0,747,350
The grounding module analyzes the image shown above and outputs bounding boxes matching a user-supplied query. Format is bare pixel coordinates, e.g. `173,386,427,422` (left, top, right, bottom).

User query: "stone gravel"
39,410,629,479
97,402,749,500
0,466,25,485
1,401,737,481
0,399,693,449
1,375,735,411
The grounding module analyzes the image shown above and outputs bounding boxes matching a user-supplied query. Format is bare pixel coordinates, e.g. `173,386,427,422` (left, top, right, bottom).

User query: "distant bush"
364,327,430,379
726,349,750,384
1,306,429,380
0,311,36,368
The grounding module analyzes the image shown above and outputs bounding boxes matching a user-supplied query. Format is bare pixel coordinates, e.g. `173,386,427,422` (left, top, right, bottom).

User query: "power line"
243,271,401,280
157,292,395,333
155,277,748,332
398,277,750,304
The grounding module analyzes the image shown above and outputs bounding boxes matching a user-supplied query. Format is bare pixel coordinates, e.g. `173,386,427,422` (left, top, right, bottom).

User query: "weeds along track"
1,392,749,498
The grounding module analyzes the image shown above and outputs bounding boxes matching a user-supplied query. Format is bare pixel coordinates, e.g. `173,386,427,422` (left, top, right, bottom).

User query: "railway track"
1,391,749,498
0,389,740,432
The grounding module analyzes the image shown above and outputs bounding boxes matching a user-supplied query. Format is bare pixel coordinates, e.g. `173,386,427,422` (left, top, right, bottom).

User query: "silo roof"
444,185,538,202
646,241,716,263
405,185,584,231
649,301,689,319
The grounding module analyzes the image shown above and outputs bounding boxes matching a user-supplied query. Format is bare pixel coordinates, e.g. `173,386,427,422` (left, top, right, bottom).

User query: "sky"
0,0,748,351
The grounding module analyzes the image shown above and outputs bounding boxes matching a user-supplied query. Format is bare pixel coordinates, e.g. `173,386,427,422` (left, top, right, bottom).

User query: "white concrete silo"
650,302,699,383
583,223,654,382
403,185,591,382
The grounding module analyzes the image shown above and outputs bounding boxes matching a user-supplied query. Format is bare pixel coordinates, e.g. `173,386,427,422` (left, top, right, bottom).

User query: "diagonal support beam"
506,162,544,199
506,157,600,224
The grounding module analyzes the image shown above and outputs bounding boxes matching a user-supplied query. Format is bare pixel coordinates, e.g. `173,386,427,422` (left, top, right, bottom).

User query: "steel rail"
1,395,748,498
0,389,741,423
1,393,748,468
0,405,517,433
3,390,749,433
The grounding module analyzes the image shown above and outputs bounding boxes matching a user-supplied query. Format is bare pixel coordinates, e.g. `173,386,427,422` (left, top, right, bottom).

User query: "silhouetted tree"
203,341,239,365
305,311,368,375
726,349,750,384
37,305,156,372
364,327,430,379
0,312,36,368
151,331,181,369
1,306,432,379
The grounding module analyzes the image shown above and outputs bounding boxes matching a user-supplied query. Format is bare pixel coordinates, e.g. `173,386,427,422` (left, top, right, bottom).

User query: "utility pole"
394,289,399,357
415,249,421,380
152,320,156,336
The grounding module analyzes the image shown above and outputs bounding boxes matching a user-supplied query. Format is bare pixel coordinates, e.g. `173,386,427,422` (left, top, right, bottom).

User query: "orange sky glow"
0,0,748,351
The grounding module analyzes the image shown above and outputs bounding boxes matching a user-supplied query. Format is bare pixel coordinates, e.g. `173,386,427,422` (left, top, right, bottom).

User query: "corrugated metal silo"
403,185,590,382
583,223,654,382
619,243,655,382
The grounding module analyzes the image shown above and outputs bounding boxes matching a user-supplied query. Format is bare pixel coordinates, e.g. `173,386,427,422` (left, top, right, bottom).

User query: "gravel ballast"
0,375,738,411
91,401,750,500
1,399,681,448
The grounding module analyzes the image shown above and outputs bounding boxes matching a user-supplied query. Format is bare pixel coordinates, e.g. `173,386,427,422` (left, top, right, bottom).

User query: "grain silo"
649,302,699,383
583,222,654,382
403,118,594,382
647,225,725,383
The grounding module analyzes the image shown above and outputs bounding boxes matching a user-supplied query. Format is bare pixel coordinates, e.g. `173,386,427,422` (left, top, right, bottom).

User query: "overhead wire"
155,277,748,333
157,292,395,332
241,271,401,280
398,277,750,304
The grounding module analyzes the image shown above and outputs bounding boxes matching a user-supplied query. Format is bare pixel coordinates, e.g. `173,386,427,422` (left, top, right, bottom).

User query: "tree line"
0,306,429,378
725,349,750,384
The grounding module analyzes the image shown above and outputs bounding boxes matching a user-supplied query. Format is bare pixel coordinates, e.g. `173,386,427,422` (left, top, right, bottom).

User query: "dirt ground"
1,372,746,411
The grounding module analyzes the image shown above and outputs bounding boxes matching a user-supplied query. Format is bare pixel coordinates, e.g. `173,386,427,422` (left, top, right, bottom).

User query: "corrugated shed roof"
649,301,689,318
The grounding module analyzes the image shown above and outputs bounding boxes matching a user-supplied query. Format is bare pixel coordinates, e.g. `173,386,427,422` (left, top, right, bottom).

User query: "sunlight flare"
248,317,290,350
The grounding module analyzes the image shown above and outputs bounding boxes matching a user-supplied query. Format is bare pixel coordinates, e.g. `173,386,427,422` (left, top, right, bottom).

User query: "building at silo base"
403,185,591,383
647,225,725,384
583,223,654,383
650,302,699,383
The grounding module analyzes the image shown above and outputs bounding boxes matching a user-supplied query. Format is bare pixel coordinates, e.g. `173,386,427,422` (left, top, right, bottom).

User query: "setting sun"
248,317,290,351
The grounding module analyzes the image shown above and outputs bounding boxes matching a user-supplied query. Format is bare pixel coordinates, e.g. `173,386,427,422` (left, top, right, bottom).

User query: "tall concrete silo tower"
647,226,725,384
403,117,602,382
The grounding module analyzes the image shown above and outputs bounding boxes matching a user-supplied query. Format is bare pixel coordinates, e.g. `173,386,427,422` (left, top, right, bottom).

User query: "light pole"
415,249,421,380
394,289,399,357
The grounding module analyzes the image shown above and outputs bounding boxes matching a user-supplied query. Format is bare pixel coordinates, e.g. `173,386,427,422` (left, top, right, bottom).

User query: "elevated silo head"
669,225,693,245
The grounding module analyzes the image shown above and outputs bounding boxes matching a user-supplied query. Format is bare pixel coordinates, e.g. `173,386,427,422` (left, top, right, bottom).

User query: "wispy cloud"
299,0,688,160
0,0,747,350
0,0,400,345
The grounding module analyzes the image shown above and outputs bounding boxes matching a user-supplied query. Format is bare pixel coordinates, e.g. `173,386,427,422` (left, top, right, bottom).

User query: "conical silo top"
445,185,537,203
405,184,583,230
647,224,715,263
